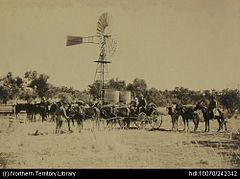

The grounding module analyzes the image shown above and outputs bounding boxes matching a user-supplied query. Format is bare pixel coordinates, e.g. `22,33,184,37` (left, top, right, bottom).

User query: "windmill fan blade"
97,21,104,33
102,13,108,26
96,12,111,36
97,27,104,35
100,14,106,25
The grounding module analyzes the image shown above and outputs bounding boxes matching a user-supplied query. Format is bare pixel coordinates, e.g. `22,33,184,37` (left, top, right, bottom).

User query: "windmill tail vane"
66,36,83,46
66,35,100,46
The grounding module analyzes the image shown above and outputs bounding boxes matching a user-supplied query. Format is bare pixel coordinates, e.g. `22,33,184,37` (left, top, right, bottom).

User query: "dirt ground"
0,114,239,169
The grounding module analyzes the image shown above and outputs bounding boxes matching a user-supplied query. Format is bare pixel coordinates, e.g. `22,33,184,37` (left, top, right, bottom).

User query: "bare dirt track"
0,115,239,169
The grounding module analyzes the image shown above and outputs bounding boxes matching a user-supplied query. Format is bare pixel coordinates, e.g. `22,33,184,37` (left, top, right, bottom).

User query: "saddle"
209,108,222,117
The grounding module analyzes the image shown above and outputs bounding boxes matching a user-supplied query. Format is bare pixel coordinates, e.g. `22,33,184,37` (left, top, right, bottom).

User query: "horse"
100,105,131,128
78,102,101,128
167,105,180,131
174,104,200,132
100,105,118,127
195,101,227,132
33,102,48,122
113,105,131,128
15,103,37,121
66,104,84,132
15,103,27,119
48,103,59,122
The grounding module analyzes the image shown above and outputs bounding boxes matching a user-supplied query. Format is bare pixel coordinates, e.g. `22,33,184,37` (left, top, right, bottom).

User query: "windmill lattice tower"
93,34,111,90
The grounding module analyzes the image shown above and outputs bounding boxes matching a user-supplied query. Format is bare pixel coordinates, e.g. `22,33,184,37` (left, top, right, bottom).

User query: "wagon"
114,106,163,130
100,104,164,130
0,104,15,116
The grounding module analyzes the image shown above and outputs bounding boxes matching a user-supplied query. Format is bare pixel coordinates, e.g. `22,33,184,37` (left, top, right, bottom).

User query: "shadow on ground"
192,133,240,168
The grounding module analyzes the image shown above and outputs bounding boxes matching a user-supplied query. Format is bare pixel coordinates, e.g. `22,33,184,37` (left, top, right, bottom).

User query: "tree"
88,81,101,99
127,78,147,97
219,89,240,114
0,72,24,103
58,92,73,104
146,88,168,106
24,70,38,82
108,78,127,91
27,72,50,98
171,87,189,105
72,90,91,102
0,86,8,103
45,84,56,99
18,87,38,102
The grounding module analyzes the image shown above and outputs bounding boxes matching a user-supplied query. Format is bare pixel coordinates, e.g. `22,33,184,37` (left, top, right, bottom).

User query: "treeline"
0,71,90,104
0,71,240,113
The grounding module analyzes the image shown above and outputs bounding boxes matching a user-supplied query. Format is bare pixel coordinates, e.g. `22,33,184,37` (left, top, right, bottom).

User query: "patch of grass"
0,153,7,169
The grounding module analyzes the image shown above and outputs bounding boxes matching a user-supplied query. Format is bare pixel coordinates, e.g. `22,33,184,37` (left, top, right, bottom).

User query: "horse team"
13,100,230,133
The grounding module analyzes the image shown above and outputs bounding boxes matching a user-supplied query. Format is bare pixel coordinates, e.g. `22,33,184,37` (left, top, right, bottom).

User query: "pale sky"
0,0,240,91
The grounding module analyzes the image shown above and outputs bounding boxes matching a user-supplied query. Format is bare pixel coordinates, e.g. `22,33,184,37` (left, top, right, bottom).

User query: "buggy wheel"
134,112,147,129
150,111,163,129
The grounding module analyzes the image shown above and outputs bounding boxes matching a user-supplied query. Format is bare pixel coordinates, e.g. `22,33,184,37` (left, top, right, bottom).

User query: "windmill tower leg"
94,61,109,101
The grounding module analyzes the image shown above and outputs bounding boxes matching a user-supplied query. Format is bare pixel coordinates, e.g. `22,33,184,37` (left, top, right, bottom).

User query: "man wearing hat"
55,101,70,133
137,94,147,113
208,95,219,116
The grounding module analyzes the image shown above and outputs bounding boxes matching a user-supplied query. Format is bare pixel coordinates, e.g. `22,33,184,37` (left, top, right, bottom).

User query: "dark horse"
15,103,27,119
48,103,59,122
100,105,131,128
66,104,84,132
34,102,48,122
100,105,118,126
195,102,227,132
77,102,101,128
174,104,200,132
15,102,48,122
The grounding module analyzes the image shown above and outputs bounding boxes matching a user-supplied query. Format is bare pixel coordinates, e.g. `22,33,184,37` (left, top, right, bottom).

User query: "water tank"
104,89,120,104
119,91,131,104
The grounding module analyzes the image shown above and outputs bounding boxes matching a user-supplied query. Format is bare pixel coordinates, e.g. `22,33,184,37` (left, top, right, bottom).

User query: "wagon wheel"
134,112,147,129
150,111,163,129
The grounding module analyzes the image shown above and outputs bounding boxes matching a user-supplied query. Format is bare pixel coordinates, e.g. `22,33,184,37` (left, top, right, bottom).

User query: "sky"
0,0,240,91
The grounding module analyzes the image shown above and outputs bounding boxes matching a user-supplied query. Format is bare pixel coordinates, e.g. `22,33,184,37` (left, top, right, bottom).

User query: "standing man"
133,96,139,108
208,95,218,116
55,101,70,133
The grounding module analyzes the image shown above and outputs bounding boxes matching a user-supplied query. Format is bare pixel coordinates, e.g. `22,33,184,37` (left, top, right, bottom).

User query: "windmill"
66,13,117,100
